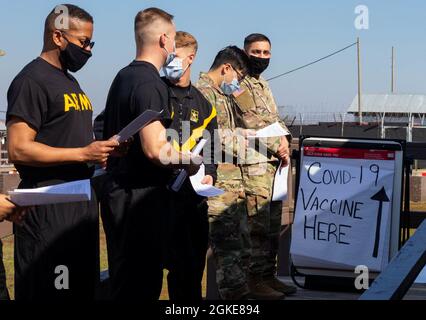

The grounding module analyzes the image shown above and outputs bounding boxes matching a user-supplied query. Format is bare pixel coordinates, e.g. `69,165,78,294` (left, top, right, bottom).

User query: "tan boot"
248,275,285,300
263,275,297,295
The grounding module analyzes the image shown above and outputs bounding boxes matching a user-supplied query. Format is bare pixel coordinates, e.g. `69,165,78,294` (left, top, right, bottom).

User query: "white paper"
272,162,289,201
171,139,207,192
190,164,224,197
114,109,164,143
249,122,290,138
9,179,91,206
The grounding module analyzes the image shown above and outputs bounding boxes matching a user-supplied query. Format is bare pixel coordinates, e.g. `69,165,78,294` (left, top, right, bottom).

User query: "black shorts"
14,179,99,301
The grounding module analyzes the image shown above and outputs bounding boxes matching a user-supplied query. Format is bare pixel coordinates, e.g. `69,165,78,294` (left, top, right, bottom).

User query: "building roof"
348,94,426,114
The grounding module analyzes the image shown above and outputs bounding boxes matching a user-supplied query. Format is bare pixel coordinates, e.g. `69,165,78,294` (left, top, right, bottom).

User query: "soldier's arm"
235,83,291,156
198,94,218,183
204,111,218,184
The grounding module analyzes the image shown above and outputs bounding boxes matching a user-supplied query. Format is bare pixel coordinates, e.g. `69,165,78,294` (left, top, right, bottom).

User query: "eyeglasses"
230,64,245,83
60,30,95,49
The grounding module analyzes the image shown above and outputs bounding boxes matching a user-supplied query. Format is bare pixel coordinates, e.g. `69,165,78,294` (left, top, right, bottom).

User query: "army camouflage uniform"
195,72,251,300
234,75,291,281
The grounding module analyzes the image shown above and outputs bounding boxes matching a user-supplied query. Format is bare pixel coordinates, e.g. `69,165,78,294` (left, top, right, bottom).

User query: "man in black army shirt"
162,31,218,301
6,4,120,300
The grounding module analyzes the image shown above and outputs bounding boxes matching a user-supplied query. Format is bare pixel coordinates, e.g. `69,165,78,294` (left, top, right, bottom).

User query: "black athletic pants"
101,176,172,301
166,191,209,302
14,179,99,301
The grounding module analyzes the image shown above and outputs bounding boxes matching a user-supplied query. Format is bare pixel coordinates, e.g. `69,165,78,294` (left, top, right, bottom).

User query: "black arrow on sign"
370,187,390,258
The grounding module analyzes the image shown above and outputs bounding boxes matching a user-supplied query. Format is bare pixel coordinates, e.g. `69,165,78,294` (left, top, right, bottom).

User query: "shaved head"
134,7,174,48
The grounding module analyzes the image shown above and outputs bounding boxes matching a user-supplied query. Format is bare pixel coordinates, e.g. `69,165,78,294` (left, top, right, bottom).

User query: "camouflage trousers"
208,177,251,300
0,240,9,300
242,162,282,278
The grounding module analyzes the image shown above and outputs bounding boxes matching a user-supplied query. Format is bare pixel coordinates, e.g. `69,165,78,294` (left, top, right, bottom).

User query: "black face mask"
249,55,270,76
60,41,92,72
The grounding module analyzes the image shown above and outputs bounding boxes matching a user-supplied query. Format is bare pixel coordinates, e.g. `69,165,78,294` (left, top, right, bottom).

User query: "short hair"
210,46,250,76
175,31,198,53
44,4,93,38
244,33,271,49
134,7,174,45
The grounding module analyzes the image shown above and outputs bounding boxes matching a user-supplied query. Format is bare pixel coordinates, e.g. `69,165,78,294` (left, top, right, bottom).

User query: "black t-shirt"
169,83,191,102
103,60,172,187
164,80,219,197
6,57,94,182
165,79,218,179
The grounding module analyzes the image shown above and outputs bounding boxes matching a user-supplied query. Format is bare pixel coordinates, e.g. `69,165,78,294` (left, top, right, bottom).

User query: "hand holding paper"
171,139,207,192
189,164,224,197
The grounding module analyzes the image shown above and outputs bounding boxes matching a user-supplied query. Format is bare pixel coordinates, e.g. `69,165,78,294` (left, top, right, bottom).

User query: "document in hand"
272,162,289,201
9,179,91,206
189,164,224,197
249,122,290,138
113,109,164,143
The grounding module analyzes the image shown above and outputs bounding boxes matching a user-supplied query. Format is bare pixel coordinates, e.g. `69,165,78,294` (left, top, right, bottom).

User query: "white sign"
291,145,398,273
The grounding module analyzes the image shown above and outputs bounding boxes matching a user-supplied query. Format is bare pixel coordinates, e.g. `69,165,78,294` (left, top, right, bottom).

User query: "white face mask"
163,56,190,81
163,34,176,66
220,77,240,95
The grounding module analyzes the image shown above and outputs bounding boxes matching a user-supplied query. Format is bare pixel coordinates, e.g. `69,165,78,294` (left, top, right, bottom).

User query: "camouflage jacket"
234,75,291,164
195,72,245,180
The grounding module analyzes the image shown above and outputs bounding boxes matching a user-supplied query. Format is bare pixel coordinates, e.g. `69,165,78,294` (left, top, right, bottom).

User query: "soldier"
102,8,201,301
195,46,254,300
162,31,218,301
233,33,297,299
6,4,120,300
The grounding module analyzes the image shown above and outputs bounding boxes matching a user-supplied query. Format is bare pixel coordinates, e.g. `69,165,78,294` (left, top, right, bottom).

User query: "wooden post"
391,46,395,93
357,37,362,124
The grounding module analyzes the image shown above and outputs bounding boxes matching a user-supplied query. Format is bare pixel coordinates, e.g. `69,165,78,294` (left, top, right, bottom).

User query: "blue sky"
1,0,426,117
